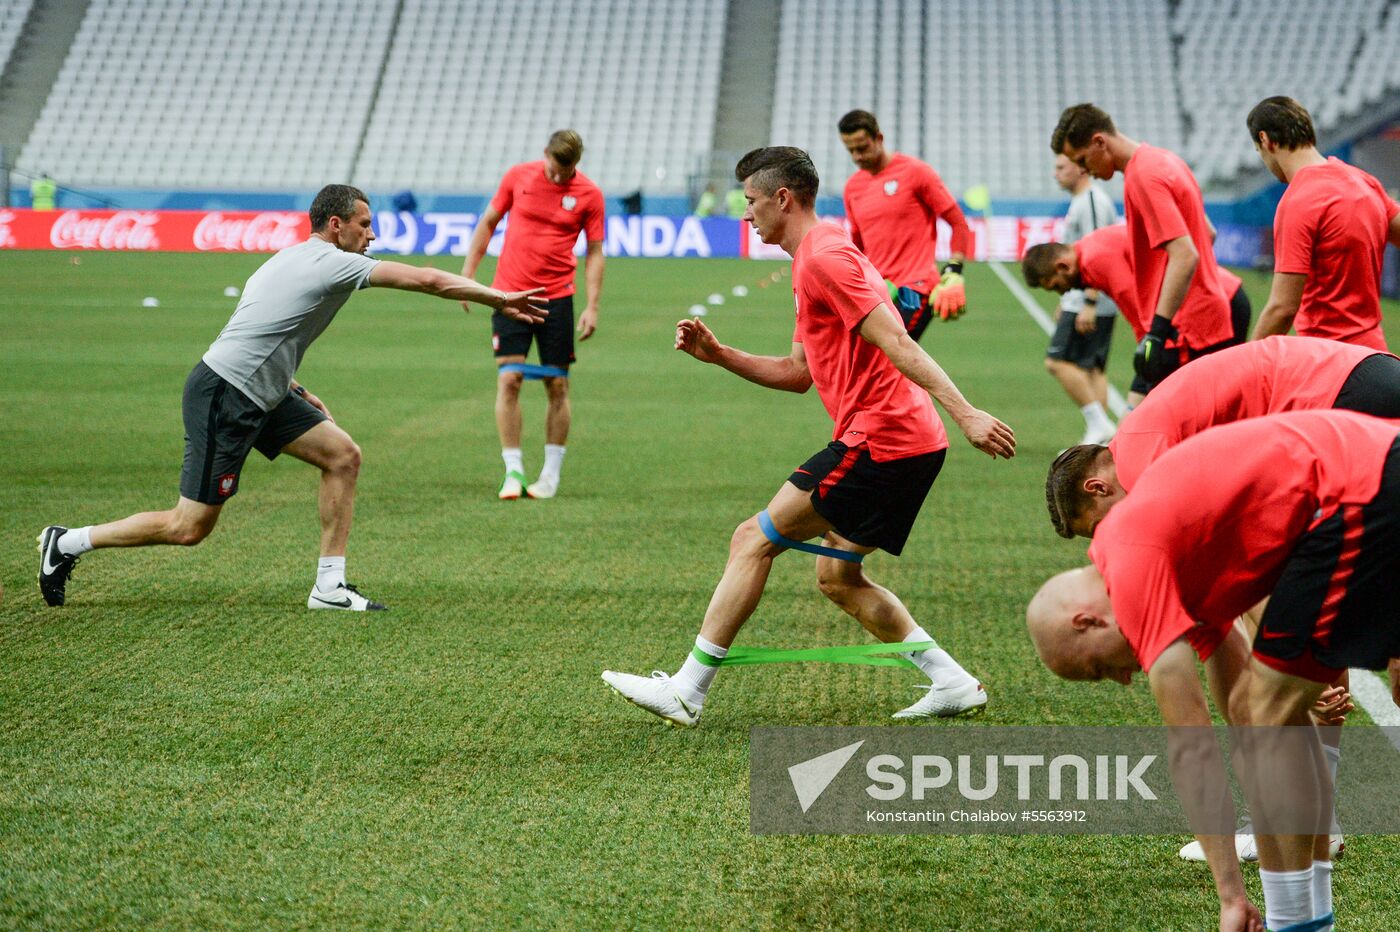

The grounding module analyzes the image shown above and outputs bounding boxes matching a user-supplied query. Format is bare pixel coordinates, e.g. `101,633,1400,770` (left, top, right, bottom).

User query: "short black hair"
310,184,369,232
1051,104,1116,154
734,147,819,208
1246,96,1316,150
837,109,880,137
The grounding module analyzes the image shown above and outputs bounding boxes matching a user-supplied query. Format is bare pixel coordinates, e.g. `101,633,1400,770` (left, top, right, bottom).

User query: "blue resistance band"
1276,915,1333,932
758,509,863,563
498,363,569,380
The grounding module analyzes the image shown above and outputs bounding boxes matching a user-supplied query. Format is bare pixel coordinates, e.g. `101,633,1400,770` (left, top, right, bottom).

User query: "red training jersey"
1122,145,1233,350
792,223,948,461
1274,157,1398,351
843,153,973,292
1110,336,1389,491
490,161,606,299
1075,225,1143,337
1090,410,1400,672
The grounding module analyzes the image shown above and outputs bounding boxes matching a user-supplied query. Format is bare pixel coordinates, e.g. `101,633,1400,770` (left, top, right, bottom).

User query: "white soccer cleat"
1177,826,1342,862
892,678,987,719
601,670,701,727
307,582,387,611
498,470,526,500
526,476,558,500
1080,424,1117,446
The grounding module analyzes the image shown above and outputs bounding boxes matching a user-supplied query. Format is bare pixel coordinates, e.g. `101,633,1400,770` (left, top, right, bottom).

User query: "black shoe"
37,525,78,606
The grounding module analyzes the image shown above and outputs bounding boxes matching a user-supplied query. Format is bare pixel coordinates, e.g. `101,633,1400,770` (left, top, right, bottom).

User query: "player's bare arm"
1154,235,1199,322
459,204,504,311
1250,272,1305,340
1389,657,1400,707
578,239,605,340
674,317,812,393
856,301,1015,458
1148,640,1263,932
1075,289,1100,334
1389,211,1400,248
369,262,547,323
288,379,333,422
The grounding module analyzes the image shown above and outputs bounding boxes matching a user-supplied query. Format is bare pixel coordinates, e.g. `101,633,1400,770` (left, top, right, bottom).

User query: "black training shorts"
1046,310,1114,371
1333,352,1400,417
493,295,576,369
1253,437,1400,682
179,361,327,504
788,441,946,555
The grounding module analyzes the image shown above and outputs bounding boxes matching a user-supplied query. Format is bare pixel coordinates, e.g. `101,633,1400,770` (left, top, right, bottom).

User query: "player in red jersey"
602,147,1014,727
1247,97,1400,351
838,110,974,338
462,130,606,501
1029,410,1400,932
1052,104,1234,389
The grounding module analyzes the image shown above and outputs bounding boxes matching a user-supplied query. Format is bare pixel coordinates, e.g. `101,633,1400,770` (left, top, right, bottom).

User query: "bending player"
1028,409,1400,932
602,147,1015,726
1052,104,1234,390
38,185,545,611
462,129,606,500
839,110,974,336
1248,97,1400,349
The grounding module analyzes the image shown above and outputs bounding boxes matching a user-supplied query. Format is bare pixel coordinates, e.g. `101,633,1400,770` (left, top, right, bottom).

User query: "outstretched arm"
369,261,546,323
674,317,811,393
459,205,504,312
856,303,1015,458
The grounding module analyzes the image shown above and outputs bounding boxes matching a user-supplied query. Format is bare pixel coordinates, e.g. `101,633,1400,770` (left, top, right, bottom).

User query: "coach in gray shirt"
1044,154,1120,446
38,184,545,612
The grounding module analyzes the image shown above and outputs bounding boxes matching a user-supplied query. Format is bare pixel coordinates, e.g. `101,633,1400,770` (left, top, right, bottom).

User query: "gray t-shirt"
1060,185,1119,318
202,238,379,411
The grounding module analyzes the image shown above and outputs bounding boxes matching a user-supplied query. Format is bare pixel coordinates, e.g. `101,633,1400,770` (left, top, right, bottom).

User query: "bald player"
839,109,974,337
1248,97,1400,350
1028,410,1400,932
1052,104,1234,389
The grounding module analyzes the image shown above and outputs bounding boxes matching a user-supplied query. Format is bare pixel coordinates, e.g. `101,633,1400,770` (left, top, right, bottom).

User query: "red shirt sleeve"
583,187,605,242
805,244,888,331
918,165,973,257
1133,171,1191,250
1364,172,1400,222
489,165,519,215
1272,193,1314,276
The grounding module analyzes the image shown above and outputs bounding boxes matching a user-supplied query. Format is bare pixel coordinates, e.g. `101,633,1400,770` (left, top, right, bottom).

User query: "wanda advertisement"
0,207,1072,261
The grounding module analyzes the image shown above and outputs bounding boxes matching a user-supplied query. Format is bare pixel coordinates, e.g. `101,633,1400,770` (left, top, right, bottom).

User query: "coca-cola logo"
0,210,14,249
194,212,304,252
50,211,161,250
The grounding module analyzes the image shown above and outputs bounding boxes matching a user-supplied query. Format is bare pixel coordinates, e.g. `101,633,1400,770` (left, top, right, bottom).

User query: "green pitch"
2,252,1397,928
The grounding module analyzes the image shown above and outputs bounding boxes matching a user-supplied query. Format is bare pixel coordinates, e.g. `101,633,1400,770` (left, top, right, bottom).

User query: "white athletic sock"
1260,866,1314,930
1311,860,1333,924
316,556,346,592
902,626,975,688
1080,401,1114,434
672,635,727,707
540,444,566,483
58,526,94,556
1322,742,1341,832
502,448,524,476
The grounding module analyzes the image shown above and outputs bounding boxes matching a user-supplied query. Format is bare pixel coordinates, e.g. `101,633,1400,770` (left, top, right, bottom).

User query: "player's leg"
1046,311,1114,445
528,297,576,499
601,480,832,727
38,362,250,606
493,309,534,499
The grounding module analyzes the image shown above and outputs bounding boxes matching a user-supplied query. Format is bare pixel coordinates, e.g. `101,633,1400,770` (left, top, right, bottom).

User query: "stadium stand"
0,0,34,76
9,0,1400,199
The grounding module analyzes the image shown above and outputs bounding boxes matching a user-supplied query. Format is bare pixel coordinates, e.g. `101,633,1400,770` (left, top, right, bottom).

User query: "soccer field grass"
3,251,1398,929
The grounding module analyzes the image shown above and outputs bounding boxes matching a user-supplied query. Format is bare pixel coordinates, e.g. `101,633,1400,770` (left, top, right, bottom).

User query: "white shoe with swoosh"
307,582,388,611
601,670,702,727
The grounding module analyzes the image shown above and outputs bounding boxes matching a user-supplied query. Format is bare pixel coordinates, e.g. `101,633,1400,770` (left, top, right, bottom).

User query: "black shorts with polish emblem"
493,295,575,369
179,362,327,504
787,441,946,555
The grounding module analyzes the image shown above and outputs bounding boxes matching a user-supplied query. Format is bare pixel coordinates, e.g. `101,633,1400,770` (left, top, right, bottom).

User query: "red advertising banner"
0,208,309,252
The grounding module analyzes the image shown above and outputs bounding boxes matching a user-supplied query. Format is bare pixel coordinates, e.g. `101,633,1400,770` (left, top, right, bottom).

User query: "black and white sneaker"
37,525,79,607
307,582,387,611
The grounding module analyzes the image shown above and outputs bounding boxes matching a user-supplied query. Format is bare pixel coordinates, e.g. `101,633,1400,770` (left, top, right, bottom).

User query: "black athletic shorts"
493,295,575,369
788,441,946,555
891,285,933,342
1228,285,1252,346
1139,336,1238,394
1046,310,1115,371
179,362,327,504
1333,352,1400,417
1253,437,1400,682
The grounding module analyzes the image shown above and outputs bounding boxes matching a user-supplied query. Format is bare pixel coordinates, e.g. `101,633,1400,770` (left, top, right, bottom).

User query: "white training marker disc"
689,304,707,316
223,286,241,297
707,293,725,305
141,297,160,307
731,285,749,297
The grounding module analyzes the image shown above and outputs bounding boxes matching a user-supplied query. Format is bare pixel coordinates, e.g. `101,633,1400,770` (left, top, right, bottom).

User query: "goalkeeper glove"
1133,315,1180,384
931,262,966,320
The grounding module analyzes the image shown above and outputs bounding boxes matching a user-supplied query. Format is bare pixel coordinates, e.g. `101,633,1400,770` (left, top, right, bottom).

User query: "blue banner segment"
367,212,744,258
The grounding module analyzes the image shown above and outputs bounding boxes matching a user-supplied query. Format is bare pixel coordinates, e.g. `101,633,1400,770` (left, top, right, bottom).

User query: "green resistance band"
693,640,936,670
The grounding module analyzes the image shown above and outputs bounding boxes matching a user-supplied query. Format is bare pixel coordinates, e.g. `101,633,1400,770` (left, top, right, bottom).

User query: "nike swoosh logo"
41,537,62,576
312,595,353,608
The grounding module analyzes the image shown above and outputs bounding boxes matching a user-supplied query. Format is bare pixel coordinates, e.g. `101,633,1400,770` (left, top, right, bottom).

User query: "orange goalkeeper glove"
931,261,966,320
